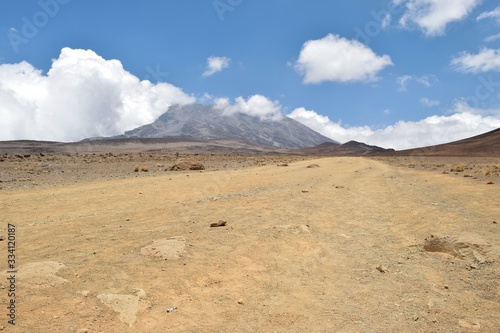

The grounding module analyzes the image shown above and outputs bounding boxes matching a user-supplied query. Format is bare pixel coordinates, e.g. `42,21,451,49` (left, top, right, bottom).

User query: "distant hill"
118,104,338,149
294,141,395,156
392,128,500,157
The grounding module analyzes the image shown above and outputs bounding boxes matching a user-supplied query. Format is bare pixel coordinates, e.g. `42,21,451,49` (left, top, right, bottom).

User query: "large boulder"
169,159,205,171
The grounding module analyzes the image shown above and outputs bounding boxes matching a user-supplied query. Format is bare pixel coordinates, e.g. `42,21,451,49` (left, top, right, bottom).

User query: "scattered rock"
140,237,186,260
210,220,227,228
97,294,139,327
13,261,67,288
376,264,387,273
307,164,320,168
170,159,205,171
423,234,498,263
133,288,146,299
166,306,177,313
468,263,478,270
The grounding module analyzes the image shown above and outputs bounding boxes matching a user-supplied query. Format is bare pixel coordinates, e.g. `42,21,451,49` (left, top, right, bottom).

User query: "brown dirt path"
1,157,499,332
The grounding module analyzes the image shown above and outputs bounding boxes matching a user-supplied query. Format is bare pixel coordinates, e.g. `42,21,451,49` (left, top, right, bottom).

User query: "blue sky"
1,0,500,149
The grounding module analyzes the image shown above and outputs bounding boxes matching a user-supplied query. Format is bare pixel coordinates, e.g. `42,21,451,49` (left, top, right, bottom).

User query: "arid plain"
0,151,499,332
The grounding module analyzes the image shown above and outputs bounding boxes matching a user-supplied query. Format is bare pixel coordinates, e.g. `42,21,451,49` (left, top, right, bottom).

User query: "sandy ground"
0,156,499,332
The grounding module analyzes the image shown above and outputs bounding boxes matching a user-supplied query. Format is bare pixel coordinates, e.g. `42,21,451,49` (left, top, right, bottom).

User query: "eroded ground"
0,155,499,332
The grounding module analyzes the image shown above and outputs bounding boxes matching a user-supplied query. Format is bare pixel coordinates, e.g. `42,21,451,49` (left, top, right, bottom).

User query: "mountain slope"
392,128,500,156
294,141,395,156
120,104,337,149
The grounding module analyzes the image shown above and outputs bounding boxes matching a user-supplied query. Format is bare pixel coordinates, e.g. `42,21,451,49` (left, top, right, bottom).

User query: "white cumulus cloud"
451,48,500,73
420,97,441,107
395,0,482,36
203,56,231,77
294,34,393,84
214,94,283,121
288,102,500,150
0,47,195,141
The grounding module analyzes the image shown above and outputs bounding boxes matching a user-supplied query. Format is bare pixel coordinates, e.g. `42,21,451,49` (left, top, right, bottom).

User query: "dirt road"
1,157,499,332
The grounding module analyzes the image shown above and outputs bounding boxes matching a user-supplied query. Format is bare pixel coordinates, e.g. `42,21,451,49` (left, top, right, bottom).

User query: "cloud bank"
396,0,482,36
2,48,498,150
203,56,231,77
214,94,283,121
0,48,195,141
294,34,393,84
288,102,500,150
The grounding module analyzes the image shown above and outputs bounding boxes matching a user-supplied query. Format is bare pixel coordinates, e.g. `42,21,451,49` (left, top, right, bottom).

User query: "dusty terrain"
1,153,499,332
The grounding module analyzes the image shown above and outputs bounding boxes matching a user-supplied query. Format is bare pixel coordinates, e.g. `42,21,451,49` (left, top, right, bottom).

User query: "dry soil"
0,155,499,332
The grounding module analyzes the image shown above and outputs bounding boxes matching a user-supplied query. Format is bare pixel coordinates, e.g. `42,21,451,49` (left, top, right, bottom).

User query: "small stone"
166,306,177,313
302,190,309,193
238,299,244,305
210,220,227,228
376,264,387,273
134,288,146,299
78,329,89,333
444,285,449,289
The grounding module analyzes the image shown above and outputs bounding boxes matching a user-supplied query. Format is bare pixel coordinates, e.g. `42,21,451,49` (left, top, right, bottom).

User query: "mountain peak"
121,104,337,149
